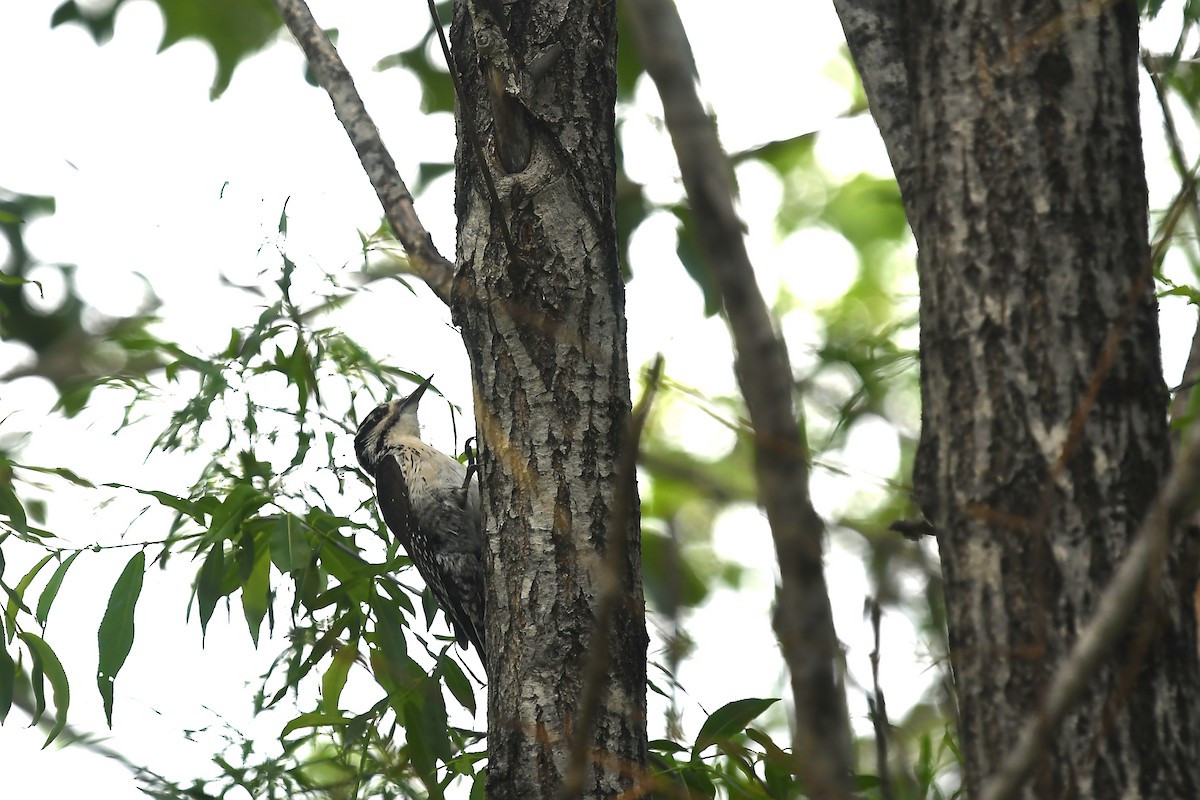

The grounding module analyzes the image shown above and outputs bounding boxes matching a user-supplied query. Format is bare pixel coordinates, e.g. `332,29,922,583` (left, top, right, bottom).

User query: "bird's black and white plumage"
354,376,486,671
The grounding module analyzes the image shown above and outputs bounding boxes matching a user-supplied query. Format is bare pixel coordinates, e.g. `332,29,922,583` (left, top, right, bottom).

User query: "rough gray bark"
447,1,648,797
836,0,1200,797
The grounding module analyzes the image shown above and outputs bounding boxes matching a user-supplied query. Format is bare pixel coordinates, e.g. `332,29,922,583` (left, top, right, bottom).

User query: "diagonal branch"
273,0,456,304
624,1,854,796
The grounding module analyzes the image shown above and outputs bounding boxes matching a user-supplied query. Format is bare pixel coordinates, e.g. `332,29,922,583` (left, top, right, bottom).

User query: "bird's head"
353,375,433,475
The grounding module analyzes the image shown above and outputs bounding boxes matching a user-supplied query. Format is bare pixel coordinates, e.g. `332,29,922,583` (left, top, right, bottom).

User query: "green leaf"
36,551,83,627
155,0,281,98
692,697,779,757
470,771,487,800
97,551,146,727
0,642,15,722
746,727,798,774
270,515,312,573
18,633,70,747
13,463,95,488
280,711,353,737
418,678,451,762
322,644,357,714
671,205,722,317
108,485,203,523
196,541,226,641
5,553,54,641
240,534,271,647
208,483,270,546
439,653,475,715
0,483,28,535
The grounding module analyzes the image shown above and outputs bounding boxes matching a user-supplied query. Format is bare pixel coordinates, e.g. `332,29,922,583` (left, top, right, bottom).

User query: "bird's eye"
360,404,390,432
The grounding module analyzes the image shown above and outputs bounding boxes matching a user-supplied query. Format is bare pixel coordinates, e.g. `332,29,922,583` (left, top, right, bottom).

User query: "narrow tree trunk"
447,1,648,797
841,0,1200,796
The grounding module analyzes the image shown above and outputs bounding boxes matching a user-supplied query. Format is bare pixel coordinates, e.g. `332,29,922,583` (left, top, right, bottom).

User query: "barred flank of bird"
354,376,487,673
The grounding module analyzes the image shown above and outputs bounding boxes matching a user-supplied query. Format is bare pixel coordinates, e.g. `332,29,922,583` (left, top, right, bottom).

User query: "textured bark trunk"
447,1,648,797
839,0,1200,796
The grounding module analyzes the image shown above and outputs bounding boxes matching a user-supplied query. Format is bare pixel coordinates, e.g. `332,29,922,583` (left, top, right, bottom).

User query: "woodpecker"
354,376,486,672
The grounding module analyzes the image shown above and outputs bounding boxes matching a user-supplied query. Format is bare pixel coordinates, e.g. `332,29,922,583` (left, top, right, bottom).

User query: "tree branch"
273,0,456,304
980,416,1200,800
624,1,854,796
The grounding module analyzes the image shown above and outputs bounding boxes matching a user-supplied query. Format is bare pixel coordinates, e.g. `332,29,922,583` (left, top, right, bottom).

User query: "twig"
272,0,456,304
624,1,854,796
559,356,664,799
979,418,1200,800
866,598,897,800
1144,54,1200,436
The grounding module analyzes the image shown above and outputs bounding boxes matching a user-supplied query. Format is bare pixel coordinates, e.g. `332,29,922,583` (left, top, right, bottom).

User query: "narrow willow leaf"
18,633,70,747
0,642,15,722
196,541,225,640
322,644,357,714
13,463,95,488
372,596,408,673
240,534,270,647
5,553,54,639
36,551,82,627
404,698,436,788
97,551,145,727
209,483,269,546
105,484,202,522
692,697,779,757
269,515,311,573
0,483,28,535
280,711,352,737
469,770,487,800
419,678,451,762
439,653,475,715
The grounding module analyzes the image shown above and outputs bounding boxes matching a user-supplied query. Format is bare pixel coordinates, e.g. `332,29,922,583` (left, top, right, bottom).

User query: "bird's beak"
398,374,434,411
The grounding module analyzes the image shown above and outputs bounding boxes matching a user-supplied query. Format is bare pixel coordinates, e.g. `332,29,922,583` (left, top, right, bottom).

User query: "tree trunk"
839,1,1200,796
447,1,648,797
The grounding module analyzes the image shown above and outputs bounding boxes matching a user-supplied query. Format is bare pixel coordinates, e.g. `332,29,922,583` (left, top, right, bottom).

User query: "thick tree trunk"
839,1,1200,796
447,1,648,797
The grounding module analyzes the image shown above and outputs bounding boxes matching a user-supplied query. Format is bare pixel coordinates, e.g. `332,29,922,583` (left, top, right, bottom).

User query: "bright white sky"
1,1,1197,798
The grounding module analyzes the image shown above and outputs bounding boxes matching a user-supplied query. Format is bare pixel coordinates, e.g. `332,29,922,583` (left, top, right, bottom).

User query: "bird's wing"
376,455,487,671
375,454,416,552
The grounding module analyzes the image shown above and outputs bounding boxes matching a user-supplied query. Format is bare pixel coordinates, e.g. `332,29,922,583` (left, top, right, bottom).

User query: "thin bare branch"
272,0,456,304
866,598,897,800
1144,54,1200,435
560,356,664,799
623,0,854,795
980,418,1200,800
